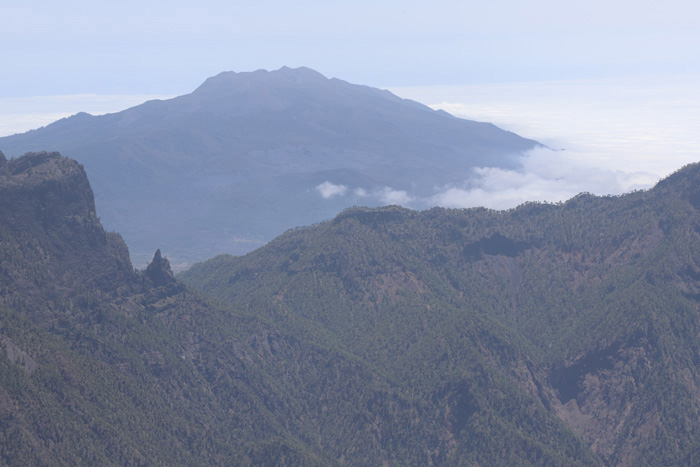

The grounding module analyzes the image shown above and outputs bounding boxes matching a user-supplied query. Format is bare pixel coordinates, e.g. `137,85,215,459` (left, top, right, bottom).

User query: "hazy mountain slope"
181,162,700,465
0,67,539,267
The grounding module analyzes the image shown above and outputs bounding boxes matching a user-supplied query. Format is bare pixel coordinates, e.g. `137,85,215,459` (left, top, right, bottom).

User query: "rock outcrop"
145,248,177,287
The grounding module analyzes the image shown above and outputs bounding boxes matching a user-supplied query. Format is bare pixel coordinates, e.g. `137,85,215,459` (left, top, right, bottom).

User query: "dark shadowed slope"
0,67,539,267
181,162,700,466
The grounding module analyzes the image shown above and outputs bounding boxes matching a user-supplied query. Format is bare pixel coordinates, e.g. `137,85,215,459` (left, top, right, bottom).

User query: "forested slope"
7,149,700,465
0,151,598,464
182,162,700,465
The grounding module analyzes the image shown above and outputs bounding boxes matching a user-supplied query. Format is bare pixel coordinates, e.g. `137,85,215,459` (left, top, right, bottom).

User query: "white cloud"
313,147,661,212
378,187,413,206
316,181,348,198
429,146,659,210
391,75,700,179
354,187,368,197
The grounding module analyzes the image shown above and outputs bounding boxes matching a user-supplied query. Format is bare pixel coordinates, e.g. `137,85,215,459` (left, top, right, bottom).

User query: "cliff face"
0,152,138,320
0,152,329,465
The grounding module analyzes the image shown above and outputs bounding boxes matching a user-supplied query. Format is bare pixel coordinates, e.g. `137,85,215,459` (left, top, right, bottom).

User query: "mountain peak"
275,65,328,80
0,151,137,315
192,66,329,96
655,161,700,190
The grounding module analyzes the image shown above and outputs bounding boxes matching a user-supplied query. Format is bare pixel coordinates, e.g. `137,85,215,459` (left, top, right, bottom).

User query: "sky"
2,0,700,208
3,0,699,94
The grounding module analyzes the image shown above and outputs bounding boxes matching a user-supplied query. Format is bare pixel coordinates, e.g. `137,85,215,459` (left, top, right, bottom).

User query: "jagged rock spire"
145,249,176,287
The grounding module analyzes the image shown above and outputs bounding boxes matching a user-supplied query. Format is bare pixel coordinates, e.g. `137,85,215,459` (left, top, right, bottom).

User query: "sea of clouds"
386,74,700,209
314,74,700,210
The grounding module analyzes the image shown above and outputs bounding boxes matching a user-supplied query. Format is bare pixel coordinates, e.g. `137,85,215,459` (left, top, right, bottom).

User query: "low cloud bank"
316,182,413,204
429,147,659,210
315,147,660,211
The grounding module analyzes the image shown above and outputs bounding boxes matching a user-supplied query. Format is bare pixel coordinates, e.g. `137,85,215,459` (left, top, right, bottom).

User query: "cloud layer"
315,147,660,211
428,147,659,210
391,75,700,178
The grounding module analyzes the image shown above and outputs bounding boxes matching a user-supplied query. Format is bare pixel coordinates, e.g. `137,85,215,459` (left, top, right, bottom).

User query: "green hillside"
0,152,599,465
5,149,700,465
0,152,428,465
181,163,700,465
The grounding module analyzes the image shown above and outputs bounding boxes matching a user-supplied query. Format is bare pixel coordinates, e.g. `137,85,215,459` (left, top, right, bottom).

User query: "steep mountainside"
0,67,538,267
0,152,600,465
0,151,313,464
182,162,700,466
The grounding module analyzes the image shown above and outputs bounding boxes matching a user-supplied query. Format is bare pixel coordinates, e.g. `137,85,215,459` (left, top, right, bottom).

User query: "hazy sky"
3,0,699,95
2,1,700,210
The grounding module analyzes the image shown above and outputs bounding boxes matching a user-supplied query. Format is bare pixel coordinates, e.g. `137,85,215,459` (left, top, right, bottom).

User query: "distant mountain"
181,161,700,466
0,67,539,268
